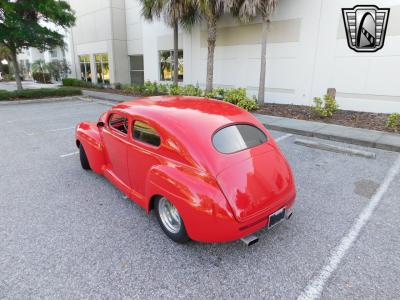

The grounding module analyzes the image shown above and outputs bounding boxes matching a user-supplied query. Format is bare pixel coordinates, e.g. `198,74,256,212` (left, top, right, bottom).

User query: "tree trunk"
258,20,268,105
173,22,179,85
206,16,217,93
11,50,23,90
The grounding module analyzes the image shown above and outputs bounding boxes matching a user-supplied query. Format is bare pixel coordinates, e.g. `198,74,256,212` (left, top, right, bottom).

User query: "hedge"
0,87,82,101
62,78,95,88
122,81,260,111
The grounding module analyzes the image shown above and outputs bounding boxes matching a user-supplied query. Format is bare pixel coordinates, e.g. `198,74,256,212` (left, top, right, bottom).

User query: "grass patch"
0,87,82,101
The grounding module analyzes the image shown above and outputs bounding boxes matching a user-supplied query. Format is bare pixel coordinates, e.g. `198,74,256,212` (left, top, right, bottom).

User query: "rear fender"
145,163,236,241
75,122,105,174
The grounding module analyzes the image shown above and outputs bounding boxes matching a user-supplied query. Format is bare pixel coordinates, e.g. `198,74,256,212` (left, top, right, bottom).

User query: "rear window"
212,124,267,154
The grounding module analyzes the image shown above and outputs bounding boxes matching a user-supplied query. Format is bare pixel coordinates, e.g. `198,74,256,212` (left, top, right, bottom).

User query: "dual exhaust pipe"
240,209,293,246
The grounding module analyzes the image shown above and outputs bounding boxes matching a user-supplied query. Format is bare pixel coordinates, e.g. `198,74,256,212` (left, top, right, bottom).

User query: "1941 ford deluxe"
75,96,296,244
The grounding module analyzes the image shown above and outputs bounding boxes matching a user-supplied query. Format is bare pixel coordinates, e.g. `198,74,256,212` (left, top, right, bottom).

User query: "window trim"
211,122,268,154
131,119,162,148
108,112,128,136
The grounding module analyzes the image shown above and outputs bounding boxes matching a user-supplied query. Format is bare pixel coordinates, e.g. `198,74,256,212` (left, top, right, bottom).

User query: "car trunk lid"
216,149,293,223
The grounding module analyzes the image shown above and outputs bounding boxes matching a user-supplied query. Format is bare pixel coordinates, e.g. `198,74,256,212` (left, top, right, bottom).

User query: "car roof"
113,96,254,129
111,96,267,174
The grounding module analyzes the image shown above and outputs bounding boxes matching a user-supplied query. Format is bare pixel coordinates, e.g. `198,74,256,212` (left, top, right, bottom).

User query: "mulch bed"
257,103,399,134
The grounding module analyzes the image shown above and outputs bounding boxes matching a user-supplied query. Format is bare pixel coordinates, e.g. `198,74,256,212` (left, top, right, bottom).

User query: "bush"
224,88,247,105
33,72,51,83
387,113,400,130
237,99,259,111
312,94,339,118
120,81,258,111
0,87,82,101
2,74,15,81
62,78,94,88
114,82,122,90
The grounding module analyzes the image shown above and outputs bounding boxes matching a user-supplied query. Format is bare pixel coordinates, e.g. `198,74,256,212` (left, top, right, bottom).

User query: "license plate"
268,207,286,229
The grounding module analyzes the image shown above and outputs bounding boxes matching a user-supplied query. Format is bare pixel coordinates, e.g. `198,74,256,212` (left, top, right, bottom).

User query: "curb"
0,96,82,105
254,113,400,153
82,90,134,102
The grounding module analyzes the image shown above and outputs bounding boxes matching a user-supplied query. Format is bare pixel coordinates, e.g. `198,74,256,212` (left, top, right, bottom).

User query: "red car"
75,96,296,244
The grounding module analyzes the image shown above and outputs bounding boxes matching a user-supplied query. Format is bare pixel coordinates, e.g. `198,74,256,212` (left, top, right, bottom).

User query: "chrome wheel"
158,197,182,234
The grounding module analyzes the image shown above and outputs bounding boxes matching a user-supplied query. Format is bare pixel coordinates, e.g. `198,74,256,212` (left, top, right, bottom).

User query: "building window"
50,49,58,58
159,50,183,81
79,55,91,82
130,55,144,85
95,53,110,85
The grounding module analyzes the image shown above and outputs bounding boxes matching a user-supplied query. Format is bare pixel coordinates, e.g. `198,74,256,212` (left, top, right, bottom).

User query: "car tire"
154,196,190,243
79,144,91,170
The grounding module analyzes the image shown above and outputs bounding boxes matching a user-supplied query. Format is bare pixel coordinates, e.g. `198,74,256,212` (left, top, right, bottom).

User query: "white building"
26,0,400,113
17,26,74,80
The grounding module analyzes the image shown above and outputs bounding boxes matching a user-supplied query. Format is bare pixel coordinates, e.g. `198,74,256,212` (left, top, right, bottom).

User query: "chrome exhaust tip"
240,234,259,246
286,208,293,220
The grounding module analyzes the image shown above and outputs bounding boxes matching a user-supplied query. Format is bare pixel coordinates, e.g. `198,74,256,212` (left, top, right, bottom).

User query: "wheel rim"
158,197,181,234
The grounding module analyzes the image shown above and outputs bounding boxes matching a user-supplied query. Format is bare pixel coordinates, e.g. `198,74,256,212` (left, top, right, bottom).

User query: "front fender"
75,122,105,174
145,163,239,242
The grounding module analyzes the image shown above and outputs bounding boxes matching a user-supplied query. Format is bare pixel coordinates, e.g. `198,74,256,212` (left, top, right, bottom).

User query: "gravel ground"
1,98,399,299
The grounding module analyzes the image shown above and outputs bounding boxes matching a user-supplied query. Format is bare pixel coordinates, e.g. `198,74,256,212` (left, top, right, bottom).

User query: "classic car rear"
75,96,296,244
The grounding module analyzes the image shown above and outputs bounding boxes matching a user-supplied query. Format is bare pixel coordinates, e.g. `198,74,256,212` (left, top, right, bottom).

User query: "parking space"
1,98,399,299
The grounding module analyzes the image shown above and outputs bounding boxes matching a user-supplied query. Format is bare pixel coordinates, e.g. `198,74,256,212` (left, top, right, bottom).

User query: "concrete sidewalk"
255,113,400,153
82,89,136,102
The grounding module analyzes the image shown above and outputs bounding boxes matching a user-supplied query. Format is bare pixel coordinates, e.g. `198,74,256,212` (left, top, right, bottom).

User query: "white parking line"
47,127,75,132
297,155,400,300
275,133,293,143
60,151,79,158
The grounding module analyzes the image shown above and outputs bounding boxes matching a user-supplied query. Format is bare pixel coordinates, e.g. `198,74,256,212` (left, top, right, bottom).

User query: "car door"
127,119,162,204
102,112,131,190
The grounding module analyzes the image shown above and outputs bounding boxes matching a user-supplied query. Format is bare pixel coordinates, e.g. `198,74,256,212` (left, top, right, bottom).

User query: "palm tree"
140,0,198,85
228,0,278,104
195,0,225,92
32,59,49,83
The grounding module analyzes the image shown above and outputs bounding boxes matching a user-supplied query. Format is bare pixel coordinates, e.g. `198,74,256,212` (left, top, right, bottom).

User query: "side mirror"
97,121,105,128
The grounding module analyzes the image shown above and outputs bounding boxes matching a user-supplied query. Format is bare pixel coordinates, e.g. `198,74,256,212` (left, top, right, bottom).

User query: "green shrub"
2,74,15,81
158,83,169,94
33,72,51,83
387,113,400,130
181,84,202,96
224,88,247,104
142,81,158,96
168,84,183,96
324,94,339,116
62,78,94,88
114,82,122,90
237,98,259,111
0,87,82,101
312,94,339,118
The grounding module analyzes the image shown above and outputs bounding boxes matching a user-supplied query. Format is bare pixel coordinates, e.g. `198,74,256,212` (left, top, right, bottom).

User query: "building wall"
139,0,400,113
57,0,400,113
68,0,130,84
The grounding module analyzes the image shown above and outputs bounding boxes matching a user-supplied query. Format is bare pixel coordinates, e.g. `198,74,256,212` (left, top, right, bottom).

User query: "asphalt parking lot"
1,98,399,299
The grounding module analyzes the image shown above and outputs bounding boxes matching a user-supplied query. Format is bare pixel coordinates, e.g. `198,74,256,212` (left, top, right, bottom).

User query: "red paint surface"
76,96,296,242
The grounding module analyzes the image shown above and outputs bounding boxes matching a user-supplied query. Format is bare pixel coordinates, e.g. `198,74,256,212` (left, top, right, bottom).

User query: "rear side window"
212,124,267,154
109,113,128,134
132,120,161,147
